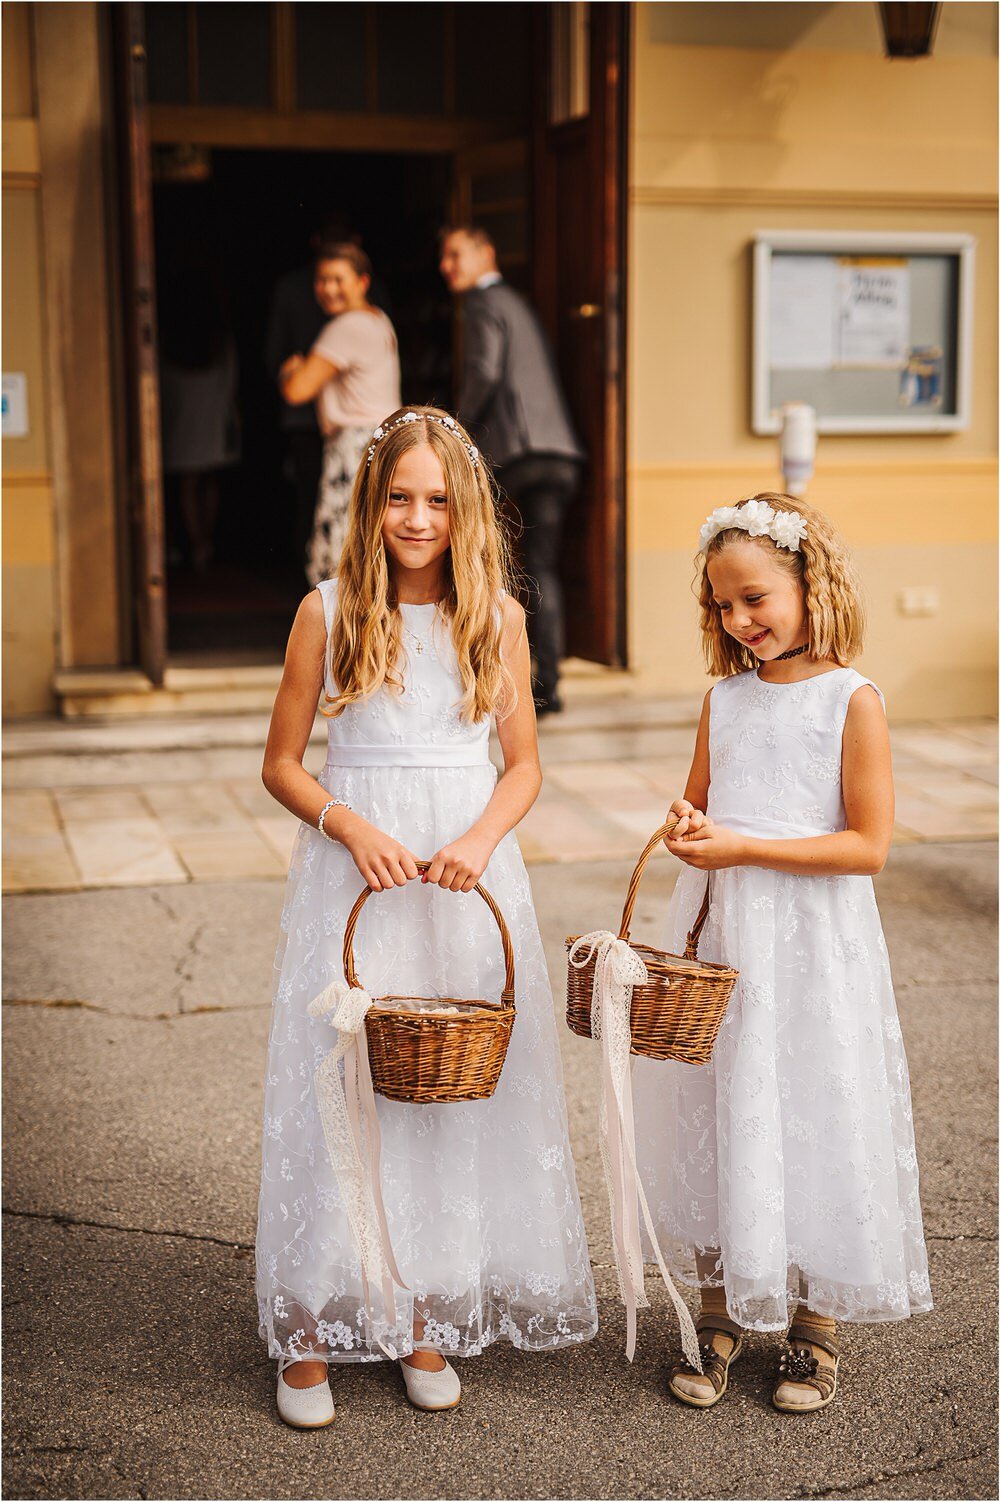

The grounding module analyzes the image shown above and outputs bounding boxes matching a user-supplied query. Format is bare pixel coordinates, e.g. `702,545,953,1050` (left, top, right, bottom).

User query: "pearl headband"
366,411,479,468
698,498,807,554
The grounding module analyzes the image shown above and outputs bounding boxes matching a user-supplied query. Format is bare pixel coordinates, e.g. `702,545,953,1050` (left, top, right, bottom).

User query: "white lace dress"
632,668,932,1331
255,580,598,1362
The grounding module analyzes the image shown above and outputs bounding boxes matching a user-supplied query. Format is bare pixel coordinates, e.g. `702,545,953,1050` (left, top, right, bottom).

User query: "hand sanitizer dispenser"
780,402,817,498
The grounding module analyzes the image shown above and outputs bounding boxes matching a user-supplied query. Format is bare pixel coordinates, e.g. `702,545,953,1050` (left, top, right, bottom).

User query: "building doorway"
113,1,628,681
153,146,453,658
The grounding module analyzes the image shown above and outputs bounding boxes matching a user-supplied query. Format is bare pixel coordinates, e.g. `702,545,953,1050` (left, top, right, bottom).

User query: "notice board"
752,231,975,435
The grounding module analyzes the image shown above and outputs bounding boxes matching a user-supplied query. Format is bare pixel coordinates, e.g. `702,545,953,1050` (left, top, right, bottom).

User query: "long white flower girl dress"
256,580,598,1363
632,667,932,1331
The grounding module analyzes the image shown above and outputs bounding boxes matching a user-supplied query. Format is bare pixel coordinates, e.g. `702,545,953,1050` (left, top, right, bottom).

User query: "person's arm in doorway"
280,351,338,407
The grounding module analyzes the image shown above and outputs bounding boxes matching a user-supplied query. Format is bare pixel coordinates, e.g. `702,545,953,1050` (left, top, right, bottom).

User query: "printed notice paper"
769,256,836,371
836,257,910,369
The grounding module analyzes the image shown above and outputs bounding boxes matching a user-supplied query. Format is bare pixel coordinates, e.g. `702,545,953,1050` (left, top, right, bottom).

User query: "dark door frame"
112,1,169,684
532,2,630,670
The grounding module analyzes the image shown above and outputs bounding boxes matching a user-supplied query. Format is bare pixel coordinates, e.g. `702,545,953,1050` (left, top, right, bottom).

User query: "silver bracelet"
317,797,351,840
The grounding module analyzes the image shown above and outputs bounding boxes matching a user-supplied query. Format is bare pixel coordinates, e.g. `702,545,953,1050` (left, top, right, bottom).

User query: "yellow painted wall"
2,2,55,716
628,2,998,718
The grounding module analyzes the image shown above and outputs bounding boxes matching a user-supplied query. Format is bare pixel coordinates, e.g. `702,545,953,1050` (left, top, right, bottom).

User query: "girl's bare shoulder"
288,588,328,654
298,587,326,625
500,594,526,632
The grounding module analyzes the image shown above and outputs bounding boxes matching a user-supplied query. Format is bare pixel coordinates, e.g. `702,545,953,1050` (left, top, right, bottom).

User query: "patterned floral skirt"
305,426,370,586
631,861,932,1331
255,761,598,1362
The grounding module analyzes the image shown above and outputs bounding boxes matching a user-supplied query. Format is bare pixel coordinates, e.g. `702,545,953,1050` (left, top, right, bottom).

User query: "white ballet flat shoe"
276,1369,335,1429
399,1355,462,1411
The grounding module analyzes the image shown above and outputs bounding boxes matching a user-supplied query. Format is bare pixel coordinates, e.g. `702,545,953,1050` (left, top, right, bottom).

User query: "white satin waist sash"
709,812,843,840
324,742,492,769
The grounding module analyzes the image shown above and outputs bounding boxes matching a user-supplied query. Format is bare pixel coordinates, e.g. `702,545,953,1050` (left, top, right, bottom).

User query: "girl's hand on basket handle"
422,832,494,894
664,820,745,870
666,798,710,839
340,817,420,892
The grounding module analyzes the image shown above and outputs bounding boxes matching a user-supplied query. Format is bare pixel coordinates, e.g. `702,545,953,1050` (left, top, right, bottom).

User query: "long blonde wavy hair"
698,492,866,677
324,406,517,722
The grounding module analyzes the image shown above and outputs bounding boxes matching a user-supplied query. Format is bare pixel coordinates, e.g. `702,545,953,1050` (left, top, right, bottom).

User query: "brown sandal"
772,1321,840,1413
667,1314,745,1409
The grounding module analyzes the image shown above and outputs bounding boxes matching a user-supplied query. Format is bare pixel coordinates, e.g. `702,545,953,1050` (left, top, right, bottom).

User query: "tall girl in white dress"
255,406,597,1427
633,493,930,1415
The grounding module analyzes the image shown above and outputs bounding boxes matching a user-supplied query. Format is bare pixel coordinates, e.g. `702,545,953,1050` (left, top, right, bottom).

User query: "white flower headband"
366,411,479,468
698,498,807,554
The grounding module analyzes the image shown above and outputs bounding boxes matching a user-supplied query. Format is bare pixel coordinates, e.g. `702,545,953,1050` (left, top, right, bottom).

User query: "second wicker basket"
566,820,738,1064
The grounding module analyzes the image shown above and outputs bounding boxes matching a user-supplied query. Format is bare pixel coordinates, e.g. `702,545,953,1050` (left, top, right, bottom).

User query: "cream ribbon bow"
568,932,703,1372
307,978,408,1357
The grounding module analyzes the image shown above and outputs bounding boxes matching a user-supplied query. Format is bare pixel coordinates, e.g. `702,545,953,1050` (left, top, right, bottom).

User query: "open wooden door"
452,139,531,288
112,2,167,684
533,2,629,667
451,136,532,404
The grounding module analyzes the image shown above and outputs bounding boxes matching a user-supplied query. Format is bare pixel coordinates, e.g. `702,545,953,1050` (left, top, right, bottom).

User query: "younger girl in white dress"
256,406,597,1428
633,492,931,1413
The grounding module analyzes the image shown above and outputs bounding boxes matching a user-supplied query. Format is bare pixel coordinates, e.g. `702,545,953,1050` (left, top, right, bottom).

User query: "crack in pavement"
172,921,206,1015
3,1207,253,1252
896,977,998,990
9,1446,92,1456
0,1216,621,1277
148,889,181,923
798,1445,995,1498
2,998,269,1021
926,1232,997,1243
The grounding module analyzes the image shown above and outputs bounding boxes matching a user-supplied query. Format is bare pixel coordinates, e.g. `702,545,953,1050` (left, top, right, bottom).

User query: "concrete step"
8,685,702,761
53,663,285,720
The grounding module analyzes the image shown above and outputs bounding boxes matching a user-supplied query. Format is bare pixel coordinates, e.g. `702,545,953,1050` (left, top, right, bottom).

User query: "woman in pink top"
281,243,401,583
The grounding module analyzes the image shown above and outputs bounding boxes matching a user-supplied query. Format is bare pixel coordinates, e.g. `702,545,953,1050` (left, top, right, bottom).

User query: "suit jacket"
458,281,584,469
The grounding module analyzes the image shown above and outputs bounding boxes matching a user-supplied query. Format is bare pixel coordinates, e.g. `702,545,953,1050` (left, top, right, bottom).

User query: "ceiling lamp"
878,3,941,58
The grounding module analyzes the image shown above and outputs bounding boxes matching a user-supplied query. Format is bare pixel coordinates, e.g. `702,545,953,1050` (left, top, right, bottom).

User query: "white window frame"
752,229,976,435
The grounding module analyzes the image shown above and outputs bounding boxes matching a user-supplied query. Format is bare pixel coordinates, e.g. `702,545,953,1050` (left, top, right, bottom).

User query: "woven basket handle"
619,819,712,961
342,861,516,1007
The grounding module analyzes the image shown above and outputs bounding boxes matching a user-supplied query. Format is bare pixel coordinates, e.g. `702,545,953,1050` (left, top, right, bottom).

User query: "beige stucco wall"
628,1,998,718
2,1,56,716
3,2,124,717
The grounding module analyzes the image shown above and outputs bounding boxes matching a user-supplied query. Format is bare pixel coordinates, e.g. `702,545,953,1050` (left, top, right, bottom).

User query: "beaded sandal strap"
694,1313,744,1340
787,1321,841,1360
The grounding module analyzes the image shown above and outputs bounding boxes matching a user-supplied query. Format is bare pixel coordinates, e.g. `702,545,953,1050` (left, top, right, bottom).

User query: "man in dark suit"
440,225,585,715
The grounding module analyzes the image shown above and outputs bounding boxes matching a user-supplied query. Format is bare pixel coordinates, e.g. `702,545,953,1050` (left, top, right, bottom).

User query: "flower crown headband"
366,411,480,468
698,497,807,554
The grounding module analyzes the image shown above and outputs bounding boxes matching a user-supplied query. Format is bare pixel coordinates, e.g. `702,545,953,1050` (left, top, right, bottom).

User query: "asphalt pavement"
2,719,997,1501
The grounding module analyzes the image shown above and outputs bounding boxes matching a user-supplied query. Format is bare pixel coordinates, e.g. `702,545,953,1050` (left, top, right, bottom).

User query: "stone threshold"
53,663,286,720
43,656,696,731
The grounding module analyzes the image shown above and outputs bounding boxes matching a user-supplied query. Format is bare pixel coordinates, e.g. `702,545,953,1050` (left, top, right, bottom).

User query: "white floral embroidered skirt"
631,863,932,1332
255,762,598,1362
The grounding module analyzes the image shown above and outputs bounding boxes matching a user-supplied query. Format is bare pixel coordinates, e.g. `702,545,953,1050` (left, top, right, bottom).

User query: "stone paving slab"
3,712,997,894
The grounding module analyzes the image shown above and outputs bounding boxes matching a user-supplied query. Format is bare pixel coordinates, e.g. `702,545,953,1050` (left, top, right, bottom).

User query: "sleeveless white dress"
632,668,932,1331
255,581,598,1362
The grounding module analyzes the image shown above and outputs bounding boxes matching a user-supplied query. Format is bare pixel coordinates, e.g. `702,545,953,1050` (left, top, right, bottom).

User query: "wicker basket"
342,862,516,1104
566,821,738,1064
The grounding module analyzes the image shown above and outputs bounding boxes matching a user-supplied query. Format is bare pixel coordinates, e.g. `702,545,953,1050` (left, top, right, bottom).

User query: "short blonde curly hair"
697,492,866,678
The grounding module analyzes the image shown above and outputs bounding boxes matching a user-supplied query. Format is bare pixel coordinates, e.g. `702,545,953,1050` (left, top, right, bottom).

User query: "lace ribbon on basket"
568,932,703,1373
307,979,409,1357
